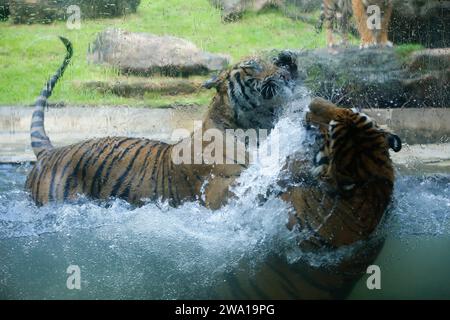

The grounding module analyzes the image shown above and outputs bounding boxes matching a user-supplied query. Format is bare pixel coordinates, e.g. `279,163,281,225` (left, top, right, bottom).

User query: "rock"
79,79,203,97
408,48,450,72
403,48,450,108
210,0,282,22
390,0,450,48
88,28,230,77
8,0,140,24
0,0,9,20
295,47,450,108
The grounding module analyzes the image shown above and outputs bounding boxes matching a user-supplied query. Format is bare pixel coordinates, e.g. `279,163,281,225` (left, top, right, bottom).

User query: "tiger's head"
306,97,402,193
203,50,298,130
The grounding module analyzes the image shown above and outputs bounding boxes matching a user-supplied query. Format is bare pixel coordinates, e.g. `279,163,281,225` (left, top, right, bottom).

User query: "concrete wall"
0,106,449,168
365,108,450,145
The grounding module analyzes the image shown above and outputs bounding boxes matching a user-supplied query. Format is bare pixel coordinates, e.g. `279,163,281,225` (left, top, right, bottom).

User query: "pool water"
1,99,449,299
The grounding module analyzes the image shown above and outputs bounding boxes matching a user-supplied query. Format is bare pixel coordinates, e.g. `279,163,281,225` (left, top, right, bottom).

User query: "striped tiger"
281,97,402,249
316,0,393,49
25,37,298,208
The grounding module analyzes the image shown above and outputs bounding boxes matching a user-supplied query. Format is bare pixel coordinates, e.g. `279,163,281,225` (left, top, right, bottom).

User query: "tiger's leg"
379,1,393,47
351,0,374,49
325,19,336,48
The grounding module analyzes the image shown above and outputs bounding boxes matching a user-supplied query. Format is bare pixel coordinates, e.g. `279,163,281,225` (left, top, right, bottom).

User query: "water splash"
1,88,449,298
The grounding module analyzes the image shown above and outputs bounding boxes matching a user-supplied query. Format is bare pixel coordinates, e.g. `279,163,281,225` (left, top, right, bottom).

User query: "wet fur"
281,98,401,248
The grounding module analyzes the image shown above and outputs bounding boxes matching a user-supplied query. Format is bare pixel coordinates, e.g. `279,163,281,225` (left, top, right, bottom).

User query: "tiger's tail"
30,36,73,158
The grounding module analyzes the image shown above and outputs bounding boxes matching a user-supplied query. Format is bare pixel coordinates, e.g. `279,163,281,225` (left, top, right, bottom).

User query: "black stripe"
157,146,171,200
64,141,99,198
90,138,135,198
31,121,44,128
34,151,60,202
235,72,258,110
33,111,45,119
150,146,166,200
117,142,158,201
111,143,147,198
48,147,78,201
60,141,93,200
31,141,45,148
100,139,142,197
31,131,48,140
361,122,373,131
80,141,112,193
132,142,161,203
41,89,50,98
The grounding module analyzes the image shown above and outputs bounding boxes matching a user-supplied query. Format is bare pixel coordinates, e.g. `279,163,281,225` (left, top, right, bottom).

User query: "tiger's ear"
388,134,402,152
202,75,220,90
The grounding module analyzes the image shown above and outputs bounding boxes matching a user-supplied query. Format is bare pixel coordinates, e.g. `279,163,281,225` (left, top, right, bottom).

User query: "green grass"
0,0,325,107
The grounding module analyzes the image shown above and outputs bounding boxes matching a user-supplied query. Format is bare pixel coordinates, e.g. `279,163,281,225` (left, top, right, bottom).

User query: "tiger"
211,98,401,299
213,98,402,299
280,97,402,249
25,37,298,209
316,0,393,49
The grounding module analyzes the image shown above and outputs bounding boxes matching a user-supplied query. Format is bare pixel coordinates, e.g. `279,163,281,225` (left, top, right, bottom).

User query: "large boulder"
390,0,450,48
8,0,140,24
88,28,230,77
210,0,282,22
295,47,450,108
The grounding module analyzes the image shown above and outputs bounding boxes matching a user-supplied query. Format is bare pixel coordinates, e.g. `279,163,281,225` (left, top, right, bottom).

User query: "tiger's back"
25,137,200,206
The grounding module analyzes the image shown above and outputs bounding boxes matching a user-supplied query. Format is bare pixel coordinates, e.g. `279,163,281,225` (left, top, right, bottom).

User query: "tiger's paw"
359,41,377,49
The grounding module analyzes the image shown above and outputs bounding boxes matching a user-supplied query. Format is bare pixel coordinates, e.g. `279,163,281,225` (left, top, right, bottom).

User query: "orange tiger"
352,0,393,48
25,37,298,209
281,97,402,249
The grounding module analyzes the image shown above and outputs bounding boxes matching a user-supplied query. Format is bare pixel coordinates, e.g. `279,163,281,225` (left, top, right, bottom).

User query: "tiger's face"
203,51,298,129
305,98,401,191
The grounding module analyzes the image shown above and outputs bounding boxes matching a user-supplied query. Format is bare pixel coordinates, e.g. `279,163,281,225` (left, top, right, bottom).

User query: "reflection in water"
212,239,385,299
